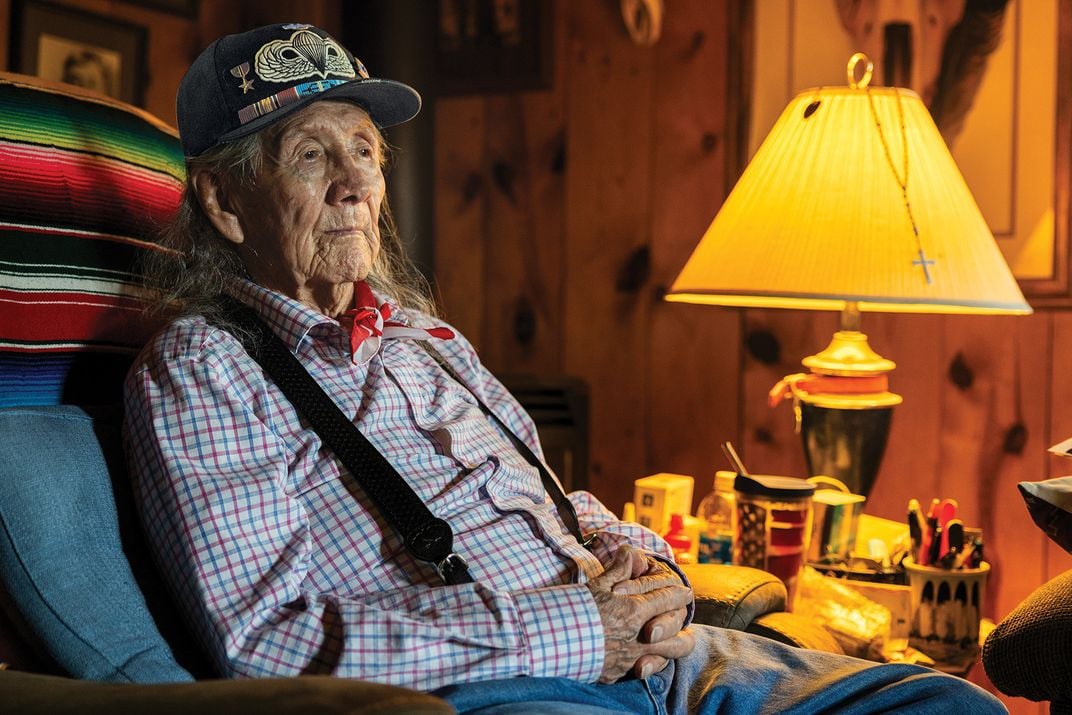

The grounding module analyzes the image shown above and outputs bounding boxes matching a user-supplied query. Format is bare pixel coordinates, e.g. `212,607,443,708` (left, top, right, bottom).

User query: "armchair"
0,71,835,713
981,568,1072,712
981,478,1072,712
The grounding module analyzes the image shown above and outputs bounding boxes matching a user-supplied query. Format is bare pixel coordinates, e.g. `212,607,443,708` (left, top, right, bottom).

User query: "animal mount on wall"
620,0,663,46
835,0,1010,146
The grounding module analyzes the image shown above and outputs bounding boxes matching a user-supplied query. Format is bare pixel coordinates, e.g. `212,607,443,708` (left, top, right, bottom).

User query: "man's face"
227,101,386,302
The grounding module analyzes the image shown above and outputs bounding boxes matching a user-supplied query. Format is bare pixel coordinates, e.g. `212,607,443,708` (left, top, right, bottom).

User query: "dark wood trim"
1025,0,1072,307
725,0,754,185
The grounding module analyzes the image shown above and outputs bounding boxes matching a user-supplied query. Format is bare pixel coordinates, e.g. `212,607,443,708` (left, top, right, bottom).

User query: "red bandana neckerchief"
339,281,454,364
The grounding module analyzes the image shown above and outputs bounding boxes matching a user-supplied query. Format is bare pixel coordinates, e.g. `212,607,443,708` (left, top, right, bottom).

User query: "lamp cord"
865,86,934,284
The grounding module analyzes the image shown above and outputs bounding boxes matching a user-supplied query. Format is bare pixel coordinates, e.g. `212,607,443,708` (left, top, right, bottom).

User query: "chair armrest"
0,670,452,715
747,612,843,654
681,563,786,629
982,568,1072,706
681,563,842,654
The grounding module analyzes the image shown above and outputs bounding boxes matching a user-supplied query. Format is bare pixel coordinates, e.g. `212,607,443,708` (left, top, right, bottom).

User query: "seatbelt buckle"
435,552,472,585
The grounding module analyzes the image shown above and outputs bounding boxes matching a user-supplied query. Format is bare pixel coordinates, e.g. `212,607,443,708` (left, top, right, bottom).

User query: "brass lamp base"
794,321,901,498
802,330,897,380
799,401,894,498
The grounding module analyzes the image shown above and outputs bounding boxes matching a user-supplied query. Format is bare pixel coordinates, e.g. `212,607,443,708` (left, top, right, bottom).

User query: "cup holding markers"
903,496,989,668
903,557,989,667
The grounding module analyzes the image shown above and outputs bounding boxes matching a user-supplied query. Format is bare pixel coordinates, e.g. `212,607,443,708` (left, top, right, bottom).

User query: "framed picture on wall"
129,0,198,18
435,0,553,95
10,0,147,106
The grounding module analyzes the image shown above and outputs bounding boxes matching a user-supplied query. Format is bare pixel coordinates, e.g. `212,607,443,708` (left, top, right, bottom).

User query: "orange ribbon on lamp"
768,374,891,409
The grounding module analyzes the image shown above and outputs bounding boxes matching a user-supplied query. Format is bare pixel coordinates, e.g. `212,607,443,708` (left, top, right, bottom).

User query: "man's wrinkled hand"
610,553,678,595
587,545,695,683
609,552,691,679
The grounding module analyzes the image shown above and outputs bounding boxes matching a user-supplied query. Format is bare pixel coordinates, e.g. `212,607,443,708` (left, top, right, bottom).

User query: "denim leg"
667,625,1007,715
435,624,1006,714
434,673,664,714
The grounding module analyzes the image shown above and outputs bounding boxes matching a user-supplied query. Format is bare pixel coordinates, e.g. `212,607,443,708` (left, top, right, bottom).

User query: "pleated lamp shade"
666,81,1031,316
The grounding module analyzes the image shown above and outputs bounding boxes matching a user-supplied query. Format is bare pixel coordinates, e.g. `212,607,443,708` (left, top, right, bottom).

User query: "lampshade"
666,56,1032,500
666,66,1032,317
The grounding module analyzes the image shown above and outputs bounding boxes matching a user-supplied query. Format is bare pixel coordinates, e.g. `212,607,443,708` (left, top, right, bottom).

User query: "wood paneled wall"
434,2,1071,710
436,0,742,519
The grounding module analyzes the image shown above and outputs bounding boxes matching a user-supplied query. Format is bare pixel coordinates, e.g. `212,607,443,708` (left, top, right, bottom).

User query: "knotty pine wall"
434,2,1072,710
436,0,743,526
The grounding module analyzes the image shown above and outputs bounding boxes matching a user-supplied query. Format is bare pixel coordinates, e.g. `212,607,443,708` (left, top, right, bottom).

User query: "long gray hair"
142,123,436,328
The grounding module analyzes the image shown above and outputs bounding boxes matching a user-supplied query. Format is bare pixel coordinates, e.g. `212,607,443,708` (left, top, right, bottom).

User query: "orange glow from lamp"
665,55,1032,497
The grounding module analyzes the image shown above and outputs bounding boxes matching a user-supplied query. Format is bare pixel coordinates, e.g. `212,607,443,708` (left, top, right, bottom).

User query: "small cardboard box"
634,473,694,534
836,579,913,642
845,514,913,642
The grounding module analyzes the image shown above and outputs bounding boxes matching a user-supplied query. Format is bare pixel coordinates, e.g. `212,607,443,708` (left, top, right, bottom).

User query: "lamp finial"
847,53,873,89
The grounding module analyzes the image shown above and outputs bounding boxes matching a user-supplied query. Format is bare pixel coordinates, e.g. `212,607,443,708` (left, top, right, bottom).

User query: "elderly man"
124,23,1004,714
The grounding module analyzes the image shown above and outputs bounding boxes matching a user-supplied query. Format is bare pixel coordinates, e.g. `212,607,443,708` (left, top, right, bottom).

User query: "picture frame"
434,0,553,95
745,0,1072,306
10,0,147,106
126,0,198,18
1040,0,1072,307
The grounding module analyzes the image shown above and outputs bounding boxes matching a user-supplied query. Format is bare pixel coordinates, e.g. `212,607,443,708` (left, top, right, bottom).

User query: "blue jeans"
434,624,1006,714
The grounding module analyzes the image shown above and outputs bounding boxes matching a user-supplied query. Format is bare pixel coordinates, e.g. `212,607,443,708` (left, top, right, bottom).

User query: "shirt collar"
225,278,409,355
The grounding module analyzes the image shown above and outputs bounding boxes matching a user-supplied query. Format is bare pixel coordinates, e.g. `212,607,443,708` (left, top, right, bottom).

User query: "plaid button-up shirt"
124,280,679,691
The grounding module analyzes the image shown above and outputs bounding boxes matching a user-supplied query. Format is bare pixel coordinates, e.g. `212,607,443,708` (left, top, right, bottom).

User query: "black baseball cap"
177,23,421,157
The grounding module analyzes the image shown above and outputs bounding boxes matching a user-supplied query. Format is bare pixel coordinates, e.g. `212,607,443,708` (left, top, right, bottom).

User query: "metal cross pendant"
913,248,935,284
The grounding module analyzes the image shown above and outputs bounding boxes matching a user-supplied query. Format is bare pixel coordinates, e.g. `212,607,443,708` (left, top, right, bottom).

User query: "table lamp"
665,54,1032,498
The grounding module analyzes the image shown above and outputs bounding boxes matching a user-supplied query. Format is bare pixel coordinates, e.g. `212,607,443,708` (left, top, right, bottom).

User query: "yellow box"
633,473,694,534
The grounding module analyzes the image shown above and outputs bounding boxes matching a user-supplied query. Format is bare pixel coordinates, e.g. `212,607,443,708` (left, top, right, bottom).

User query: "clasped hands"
587,544,696,683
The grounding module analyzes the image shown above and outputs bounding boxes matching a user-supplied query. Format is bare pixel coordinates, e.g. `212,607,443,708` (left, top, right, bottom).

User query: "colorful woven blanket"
0,73,184,406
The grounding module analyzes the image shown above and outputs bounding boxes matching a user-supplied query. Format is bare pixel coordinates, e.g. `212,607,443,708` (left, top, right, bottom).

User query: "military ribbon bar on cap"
237,79,350,125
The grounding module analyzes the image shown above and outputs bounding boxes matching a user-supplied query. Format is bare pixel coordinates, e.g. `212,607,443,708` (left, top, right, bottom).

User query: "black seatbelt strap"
216,297,473,586
417,342,595,550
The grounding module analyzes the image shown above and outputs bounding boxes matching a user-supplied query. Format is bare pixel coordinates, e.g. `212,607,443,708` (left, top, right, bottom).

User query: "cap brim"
214,77,421,149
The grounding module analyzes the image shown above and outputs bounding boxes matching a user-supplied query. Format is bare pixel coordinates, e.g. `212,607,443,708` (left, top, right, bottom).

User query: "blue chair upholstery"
0,406,196,682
